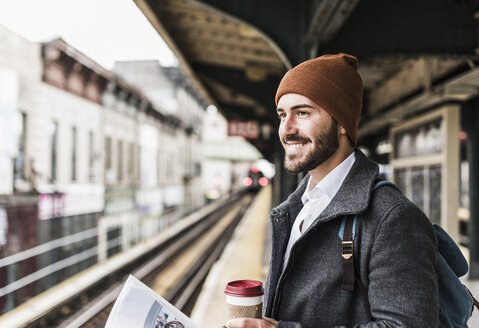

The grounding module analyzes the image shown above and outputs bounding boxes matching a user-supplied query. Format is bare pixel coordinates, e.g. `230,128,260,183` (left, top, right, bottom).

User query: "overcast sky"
0,0,178,69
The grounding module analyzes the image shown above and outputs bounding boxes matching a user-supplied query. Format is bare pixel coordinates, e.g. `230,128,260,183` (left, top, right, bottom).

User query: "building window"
160,151,163,186
48,120,58,182
88,131,95,182
14,112,26,182
194,163,201,177
118,140,123,182
135,144,140,184
128,142,134,183
105,137,112,170
71,127,77,181
166,152,173,182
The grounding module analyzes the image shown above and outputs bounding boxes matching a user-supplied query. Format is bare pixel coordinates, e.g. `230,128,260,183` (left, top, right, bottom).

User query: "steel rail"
51,191,253,328
167,199,251,314
0,192,245,328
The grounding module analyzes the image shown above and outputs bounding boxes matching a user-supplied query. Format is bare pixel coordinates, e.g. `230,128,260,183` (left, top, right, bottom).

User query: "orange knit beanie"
275,53,363,144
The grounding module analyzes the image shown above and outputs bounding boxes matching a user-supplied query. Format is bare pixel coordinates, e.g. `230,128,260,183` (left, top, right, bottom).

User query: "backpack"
338,180,479,327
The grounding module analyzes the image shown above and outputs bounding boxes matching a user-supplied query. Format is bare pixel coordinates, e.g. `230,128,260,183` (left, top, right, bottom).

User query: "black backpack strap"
342,216,370,307
465,285,479,313
340,180,397,303
341,215,355,291
473,295,479,312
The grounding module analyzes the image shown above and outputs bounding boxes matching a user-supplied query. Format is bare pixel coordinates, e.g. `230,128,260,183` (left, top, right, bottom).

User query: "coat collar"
271,149,379,222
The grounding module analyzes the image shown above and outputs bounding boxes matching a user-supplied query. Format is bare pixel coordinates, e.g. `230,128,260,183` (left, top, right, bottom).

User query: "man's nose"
280,115,298,135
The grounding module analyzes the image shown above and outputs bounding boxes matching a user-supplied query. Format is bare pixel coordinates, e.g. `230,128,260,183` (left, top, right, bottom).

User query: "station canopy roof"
134,0,479,160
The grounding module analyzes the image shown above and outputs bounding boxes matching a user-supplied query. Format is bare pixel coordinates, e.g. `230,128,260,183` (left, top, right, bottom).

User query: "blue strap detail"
338,180,396,241
338,215,358,240
373,180,394,190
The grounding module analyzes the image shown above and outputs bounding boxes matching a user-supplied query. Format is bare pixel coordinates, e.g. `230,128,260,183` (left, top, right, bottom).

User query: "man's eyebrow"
276,103,314,112
291,103,314,110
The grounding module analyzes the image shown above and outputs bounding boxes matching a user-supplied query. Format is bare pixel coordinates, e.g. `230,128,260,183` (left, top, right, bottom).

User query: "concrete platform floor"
190,186,272,327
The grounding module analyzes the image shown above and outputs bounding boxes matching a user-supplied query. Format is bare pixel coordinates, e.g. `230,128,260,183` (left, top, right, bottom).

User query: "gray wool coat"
264,150,438,328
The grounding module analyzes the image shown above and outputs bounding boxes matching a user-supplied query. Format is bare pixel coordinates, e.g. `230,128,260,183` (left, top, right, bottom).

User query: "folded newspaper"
105,275,199,328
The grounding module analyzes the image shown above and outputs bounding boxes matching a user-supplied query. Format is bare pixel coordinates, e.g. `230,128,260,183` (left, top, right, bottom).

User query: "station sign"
227,121,259,139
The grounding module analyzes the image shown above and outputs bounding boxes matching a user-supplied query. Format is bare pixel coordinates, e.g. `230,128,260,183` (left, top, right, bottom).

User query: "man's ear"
339,126,347,135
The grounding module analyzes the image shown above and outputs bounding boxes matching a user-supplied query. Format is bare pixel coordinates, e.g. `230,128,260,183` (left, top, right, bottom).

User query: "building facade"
0,26,209,314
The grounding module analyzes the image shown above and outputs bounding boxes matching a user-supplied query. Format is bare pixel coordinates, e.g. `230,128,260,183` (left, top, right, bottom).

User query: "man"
225,53,438,327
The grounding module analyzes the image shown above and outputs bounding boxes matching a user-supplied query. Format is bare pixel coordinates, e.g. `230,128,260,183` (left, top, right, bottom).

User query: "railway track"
41,191,256,328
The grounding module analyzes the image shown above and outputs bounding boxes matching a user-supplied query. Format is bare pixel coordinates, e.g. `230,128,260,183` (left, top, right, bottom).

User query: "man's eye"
297,111,308,116
278,113,286,120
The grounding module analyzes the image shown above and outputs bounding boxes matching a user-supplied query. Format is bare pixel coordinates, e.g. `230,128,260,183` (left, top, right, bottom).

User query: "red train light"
243,177,253,187
259,177,269,187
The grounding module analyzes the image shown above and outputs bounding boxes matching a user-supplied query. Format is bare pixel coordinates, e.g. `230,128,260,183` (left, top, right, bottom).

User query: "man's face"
276,93,339,173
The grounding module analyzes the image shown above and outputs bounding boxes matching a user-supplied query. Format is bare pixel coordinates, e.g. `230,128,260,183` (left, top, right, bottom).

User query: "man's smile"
283,135,310,152
285,141,307,151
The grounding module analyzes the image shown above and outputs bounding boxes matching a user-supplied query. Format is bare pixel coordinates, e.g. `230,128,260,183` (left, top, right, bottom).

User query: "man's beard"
283,120,339,173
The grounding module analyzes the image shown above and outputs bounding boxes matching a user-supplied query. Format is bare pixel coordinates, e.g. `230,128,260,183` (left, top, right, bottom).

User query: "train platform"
191,185,272,327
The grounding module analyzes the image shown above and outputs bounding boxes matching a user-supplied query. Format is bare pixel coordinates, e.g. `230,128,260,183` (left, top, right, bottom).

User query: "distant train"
243,167,269,190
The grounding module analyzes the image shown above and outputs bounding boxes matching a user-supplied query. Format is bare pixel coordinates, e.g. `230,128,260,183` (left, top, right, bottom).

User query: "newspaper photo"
105,275,199,328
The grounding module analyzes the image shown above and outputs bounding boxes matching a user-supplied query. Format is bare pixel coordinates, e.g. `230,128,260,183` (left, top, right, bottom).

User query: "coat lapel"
312,149,379,225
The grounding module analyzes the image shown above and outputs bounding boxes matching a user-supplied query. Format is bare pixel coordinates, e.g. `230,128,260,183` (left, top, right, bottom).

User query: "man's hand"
224,317,278,328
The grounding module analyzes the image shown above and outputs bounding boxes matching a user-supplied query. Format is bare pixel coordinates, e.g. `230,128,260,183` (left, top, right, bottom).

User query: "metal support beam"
192,63,281,121
464,99,479,278
303,0,360,47
196,0,305,64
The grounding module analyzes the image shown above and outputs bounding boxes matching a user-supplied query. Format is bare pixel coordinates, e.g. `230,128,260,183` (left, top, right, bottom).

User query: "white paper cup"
224,280,264,319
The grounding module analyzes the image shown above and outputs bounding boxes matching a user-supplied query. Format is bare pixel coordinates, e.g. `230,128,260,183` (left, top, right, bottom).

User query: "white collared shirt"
282,152,356,272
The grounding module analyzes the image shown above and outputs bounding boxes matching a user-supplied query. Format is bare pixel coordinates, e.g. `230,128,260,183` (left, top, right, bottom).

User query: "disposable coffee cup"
224,280,264,319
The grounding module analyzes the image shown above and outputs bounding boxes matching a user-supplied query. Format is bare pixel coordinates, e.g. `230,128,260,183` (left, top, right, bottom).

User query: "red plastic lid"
224,280,264,297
